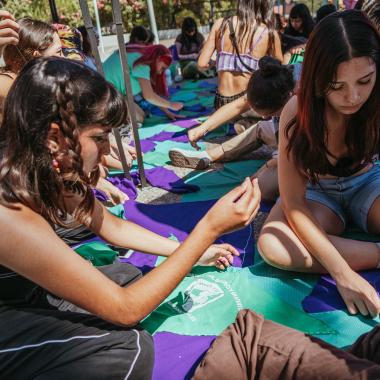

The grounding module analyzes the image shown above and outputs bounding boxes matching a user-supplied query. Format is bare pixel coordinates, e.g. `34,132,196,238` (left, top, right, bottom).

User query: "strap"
228,18,254,73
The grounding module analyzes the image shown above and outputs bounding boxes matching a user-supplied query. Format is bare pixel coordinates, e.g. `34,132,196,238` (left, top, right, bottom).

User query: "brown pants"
193,310,380,380
221,120,278,162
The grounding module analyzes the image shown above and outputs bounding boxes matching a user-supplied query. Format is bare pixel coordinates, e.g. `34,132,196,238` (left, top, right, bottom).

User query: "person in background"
175,17,213,79
103,44,184,122
315,3,337,24
77,25,99,70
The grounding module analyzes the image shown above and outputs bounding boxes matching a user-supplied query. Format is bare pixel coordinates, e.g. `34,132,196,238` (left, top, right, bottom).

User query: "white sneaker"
169,148,211,170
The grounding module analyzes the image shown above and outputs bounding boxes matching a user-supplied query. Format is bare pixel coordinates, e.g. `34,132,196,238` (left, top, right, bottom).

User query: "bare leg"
257,166,279,202
367,196,380,234
258,201,380,273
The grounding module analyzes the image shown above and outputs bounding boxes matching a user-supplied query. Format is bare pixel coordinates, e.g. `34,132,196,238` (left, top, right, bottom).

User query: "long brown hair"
218,0,276,56
0,58,128,226
3,18,56,73
286,10,380,182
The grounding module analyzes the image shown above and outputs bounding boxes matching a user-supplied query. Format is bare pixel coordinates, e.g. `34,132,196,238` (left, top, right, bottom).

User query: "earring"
52,158,61,174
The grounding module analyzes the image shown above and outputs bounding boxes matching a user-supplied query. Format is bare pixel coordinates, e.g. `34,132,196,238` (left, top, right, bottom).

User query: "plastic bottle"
165,68,173,87
174,63,183,82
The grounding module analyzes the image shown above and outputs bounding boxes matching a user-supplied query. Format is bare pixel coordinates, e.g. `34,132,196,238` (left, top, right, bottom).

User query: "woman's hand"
335,270,380,318
188,125,207,150
96,177,129,205
197,243,239,269
0,11,19,48
169,102,184,111
203,178,261,236
163,109,187,120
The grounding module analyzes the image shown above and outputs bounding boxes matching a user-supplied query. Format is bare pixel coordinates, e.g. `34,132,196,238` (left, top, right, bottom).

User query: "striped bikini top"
216,26,268,73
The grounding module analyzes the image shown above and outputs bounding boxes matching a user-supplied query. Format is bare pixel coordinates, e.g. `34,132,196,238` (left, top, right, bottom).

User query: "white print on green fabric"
141,268,335,336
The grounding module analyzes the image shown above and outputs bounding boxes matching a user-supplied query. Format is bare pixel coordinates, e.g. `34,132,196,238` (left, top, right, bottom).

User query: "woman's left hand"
165,110,187,120
196,243,239,269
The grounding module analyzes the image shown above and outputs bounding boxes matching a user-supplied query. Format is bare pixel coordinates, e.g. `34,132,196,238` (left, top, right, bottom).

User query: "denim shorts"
306,164,380,232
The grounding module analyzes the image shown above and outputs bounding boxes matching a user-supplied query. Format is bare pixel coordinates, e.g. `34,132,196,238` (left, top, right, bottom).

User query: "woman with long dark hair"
198,0,283,110
175,17,212,79
258,11,380,318
285,3,315,39
0,57,260,377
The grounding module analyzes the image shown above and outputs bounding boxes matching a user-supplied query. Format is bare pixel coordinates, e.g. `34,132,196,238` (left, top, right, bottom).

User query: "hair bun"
258,56,282,78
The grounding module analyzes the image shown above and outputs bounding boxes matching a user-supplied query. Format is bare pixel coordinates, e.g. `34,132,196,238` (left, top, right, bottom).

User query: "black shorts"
0,262,154,380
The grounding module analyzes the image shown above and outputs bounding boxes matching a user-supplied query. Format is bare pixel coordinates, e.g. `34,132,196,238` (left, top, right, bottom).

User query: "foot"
234,123,246,135
169,148,211,169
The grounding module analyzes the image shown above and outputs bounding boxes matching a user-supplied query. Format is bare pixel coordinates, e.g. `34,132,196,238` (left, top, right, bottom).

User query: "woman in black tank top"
258,10,380,319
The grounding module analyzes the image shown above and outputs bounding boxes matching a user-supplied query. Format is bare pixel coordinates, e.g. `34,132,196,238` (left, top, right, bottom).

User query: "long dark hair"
247,56,294,113
218,0,276,56
285,3,315,38
286,10,380,182
0,58,127,225
179,17,203,51
3,17,56,73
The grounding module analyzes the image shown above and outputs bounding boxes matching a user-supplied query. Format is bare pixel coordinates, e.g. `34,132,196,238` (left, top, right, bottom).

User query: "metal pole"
78,0,133,181
111,0,147,186
146,0,159,43
48,0,59,23
92,0,105,53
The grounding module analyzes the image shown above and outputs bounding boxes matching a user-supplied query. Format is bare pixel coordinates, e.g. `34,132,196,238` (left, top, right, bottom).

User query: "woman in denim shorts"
258,11,380,318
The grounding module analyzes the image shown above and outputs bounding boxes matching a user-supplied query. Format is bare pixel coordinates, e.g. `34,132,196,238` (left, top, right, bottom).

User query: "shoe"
169,148,211,170
234,123,246,135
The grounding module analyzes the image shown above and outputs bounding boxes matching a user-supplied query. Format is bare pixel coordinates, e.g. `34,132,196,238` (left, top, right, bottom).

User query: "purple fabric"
147,130,189,143
153,332,215,380
145,167,199,193
130,139,157,153
107,176,138,200
93,188,109,202
121,199,255,272
302,270,380,313
172,119,200,128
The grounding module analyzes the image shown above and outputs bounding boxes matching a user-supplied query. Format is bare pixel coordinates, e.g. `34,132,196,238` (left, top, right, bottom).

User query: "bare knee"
257,227,314,271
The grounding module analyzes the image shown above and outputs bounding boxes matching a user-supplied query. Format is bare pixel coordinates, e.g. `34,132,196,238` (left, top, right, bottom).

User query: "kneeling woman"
0,58,260,378
258,10,380,318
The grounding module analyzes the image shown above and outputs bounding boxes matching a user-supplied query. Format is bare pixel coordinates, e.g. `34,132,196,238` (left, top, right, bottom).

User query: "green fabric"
171,91,198,102
182,160,265,202
75,241,118,266
143,140,205,167
141,267,335,336
103,51,150,96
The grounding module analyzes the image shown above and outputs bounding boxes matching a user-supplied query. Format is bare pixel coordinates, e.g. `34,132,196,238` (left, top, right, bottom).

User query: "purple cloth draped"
121,199,255,272
302,270,380,313
172,119,201,128
153,332,215,380
130,139,157,153
107,176,138,200
147,130,189,143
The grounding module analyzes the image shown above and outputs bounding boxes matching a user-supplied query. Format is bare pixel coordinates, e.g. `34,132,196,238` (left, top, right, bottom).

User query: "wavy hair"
0,57,128,226
218,0,276,56
286,10,380,183
3,18,56,73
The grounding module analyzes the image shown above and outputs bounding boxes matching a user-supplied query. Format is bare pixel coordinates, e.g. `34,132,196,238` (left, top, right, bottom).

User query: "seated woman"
0,57,260,378
258,10,380,318
169,57,296,201
103,44,183,122
175,17,212,79
198,0,283,111
282,3,315,63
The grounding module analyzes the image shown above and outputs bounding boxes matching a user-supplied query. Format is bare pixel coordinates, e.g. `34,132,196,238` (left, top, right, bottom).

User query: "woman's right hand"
169,102,184,111
335,269,380,318
188,125,207,150
203,178,261,236
0,11,19,47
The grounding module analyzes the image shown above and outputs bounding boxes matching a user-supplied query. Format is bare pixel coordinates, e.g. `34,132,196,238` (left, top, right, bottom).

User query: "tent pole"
111,0,147,186
78,0,134,181
146,0,159,43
